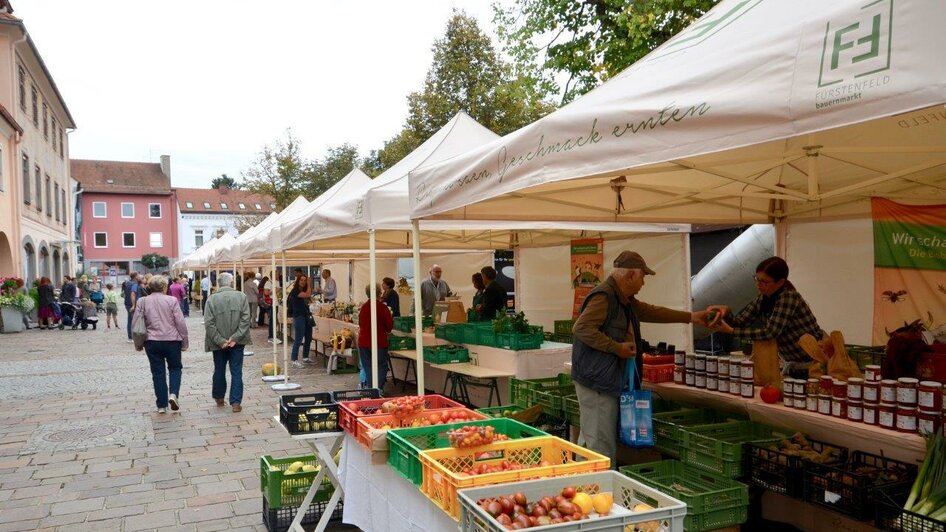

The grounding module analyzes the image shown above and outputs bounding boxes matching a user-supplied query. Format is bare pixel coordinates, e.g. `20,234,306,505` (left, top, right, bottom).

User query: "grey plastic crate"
457,470,687,532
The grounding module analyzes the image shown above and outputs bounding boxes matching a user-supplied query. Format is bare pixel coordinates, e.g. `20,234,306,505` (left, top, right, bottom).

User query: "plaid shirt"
729,287,823,362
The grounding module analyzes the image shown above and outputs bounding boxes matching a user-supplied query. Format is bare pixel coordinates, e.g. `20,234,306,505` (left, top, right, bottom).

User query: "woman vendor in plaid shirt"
709,256,824,372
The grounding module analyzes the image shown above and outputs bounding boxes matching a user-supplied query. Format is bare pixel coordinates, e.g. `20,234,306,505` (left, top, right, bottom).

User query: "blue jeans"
180,299,189,317
291,316,312,361
358,347,390,389
212,345,245,406
126,306,133,339
144,340,183,409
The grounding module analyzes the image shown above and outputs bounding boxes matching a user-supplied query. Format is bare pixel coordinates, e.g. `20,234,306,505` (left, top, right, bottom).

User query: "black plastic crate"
531,414,569,440
279,393,341,434
876,484,946,532
747,437,848,498
331,388,382,403
262,495,343,532
804,450,917,520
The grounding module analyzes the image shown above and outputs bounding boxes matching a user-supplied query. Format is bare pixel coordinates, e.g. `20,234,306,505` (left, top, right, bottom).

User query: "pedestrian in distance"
133,275,188,414
104,282,120,329
124,272,142,342
288,273,313,368
200,274,211,312
169,275,188,318
381,277,400,318
243,272,259,328
203,272,251,412
37,277,56,330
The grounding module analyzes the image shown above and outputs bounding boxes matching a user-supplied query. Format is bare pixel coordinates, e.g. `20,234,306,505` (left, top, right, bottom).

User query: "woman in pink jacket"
133,275,189,414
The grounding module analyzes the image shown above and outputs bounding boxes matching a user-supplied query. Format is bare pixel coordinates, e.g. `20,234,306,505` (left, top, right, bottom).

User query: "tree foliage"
232,214,267,235
495,0,720,103
141,253,169,270
239,130,310,211
211,174,238,189
303,143,361,199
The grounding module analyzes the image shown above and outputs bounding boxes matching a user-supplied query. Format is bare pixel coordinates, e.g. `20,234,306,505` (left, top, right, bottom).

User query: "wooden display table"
426,362,515,407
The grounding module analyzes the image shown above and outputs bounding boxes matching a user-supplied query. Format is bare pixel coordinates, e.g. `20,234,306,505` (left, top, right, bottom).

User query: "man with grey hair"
571,251,714,467
420,264,452,316
203,272,251,412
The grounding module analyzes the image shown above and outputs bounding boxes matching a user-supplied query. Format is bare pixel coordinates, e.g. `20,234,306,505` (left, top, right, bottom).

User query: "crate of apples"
381,396,426,418
447,425,511,448
475,486,619,528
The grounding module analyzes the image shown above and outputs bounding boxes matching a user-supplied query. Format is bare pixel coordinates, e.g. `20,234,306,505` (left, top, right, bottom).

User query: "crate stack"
260,454,341,532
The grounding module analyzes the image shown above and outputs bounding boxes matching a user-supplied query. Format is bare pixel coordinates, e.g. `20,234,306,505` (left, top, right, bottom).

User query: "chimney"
159,155,170,178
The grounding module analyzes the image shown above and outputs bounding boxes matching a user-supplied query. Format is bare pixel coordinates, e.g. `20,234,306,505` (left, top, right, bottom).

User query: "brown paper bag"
827,331,863,380
798,334,828,379
752,339,782,387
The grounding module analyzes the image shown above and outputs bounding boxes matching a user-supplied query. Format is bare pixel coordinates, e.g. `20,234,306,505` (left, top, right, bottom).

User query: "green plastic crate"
387,418,546,485
260,454,333,508
550,333,573,344
680,421,785,478
563,395,580,426
423,344,470,364
621,460,749,532
509,373,572,408
494,327,545,350
474,405,570,440
553,319,575,335
846,344,885,369
532,385,575,417
387,334,416,350
393,316,432,333
653,408,737,458
458,322,494,345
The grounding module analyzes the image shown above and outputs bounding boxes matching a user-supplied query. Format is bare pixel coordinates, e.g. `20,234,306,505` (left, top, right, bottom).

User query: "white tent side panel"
786,217,874,345
519,233,692,351
352,259,399,303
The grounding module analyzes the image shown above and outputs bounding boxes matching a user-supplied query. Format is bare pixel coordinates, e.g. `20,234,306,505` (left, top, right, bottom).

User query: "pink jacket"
134,293,189,350
169,282,186,303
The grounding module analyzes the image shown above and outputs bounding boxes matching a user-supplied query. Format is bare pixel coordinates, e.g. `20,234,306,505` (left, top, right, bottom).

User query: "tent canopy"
409,0,946,224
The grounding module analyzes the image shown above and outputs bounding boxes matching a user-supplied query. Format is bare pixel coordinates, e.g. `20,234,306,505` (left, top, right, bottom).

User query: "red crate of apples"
338,394,465,438
355,408,488,450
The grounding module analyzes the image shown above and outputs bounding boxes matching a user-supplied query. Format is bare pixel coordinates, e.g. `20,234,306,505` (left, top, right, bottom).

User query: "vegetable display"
905,433,946,520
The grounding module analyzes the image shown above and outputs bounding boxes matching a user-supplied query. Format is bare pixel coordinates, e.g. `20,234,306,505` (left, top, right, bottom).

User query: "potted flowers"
0,277,32,333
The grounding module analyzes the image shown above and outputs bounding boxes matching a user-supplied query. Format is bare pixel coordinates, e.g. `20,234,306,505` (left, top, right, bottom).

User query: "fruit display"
447,425,510,448
381,396,426,418
261,362,282,376
368,409,483,431
293,407,337,433
279,392,341,434
762,433,843,464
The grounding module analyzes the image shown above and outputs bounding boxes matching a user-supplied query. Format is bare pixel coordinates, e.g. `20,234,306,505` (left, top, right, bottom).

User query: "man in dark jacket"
479,266,507,320
571,251,712,467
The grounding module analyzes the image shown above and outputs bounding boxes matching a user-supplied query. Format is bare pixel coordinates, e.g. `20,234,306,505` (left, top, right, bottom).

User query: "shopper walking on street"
288,273,313,368
243,272,259,328
200,274,211,311
104,283,120,329
124,272,142,342
571,251,714,467
37,277,56,329
133,275,188,414
60,276,77,304
203,272,251,412
169,276,187,317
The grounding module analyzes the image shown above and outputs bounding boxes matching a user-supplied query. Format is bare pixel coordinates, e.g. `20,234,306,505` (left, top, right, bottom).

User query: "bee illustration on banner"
881,290,908,303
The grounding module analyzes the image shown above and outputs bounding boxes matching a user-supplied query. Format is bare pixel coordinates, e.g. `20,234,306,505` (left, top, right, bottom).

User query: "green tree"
495,0,720,103
240,130,310,210
141,253,169,271
211,174,238,189
303,143,362,198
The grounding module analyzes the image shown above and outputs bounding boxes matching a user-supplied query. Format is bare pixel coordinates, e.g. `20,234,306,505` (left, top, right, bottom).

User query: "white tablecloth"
337,433,458,532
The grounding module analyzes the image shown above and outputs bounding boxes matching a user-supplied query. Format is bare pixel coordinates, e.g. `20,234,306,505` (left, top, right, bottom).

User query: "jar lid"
879,402,897,407
864,380,880,386
865,364,881,369
819,393,832,398
847,399,863,405
808,378,820,384
832,397,847,403
897,406,917,412
919,409,941,415
695,354,706,359
881,379,898,385
833,379,847,385
920,381,941,387
847,378,863,384
741,359,753,365
898,377,919,384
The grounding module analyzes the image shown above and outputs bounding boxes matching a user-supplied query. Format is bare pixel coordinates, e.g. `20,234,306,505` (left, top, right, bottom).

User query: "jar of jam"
695,371,707,389
898,378,919,406
863,403,878,425
878,402,897,429
729,377,741,396
832,397,848,418
741,360,754,380
673,365,685,384
865,365,882,382
820,375,835,395
741,379,754,398
729,356,744,378
792,379,806,396
919,381,942,411
847,400,863,422
897,406,918,433
793,395,806,409
718,357,730,377
685,370,695,387
832,379,847,399
847,378,863,400
863,381,880,403
919,410,940,436
807,378,820,397
695,354,706,372
685,353,696,370
818,394,832,415
880,380,898,403
783,391,794,408
706,375,718,391
674,350,686,365
718,377,730,394
806,395,818,412
706,356,718,375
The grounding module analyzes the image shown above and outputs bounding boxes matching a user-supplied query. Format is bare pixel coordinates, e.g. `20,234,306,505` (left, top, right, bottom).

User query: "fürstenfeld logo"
648,0,764,59
818,0,893,88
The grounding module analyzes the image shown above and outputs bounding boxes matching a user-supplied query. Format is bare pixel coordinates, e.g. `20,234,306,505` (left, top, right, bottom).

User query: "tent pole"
282,252,289,383
263,253,283,383
369,229,379,389
412,220,424,395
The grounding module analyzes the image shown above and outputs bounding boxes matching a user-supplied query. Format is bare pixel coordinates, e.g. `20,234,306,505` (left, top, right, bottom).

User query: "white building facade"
175,187,274,260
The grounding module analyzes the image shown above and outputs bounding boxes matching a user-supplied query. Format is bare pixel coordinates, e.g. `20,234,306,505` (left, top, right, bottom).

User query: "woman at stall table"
358,283,394,390
709,256,825,374
470,272,486,321
381,277,400,317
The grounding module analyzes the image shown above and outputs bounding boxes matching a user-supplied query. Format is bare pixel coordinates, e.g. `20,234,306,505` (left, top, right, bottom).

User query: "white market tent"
410,0,946,344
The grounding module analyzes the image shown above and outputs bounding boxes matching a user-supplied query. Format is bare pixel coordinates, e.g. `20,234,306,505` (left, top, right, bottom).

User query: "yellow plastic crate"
418,435,609,520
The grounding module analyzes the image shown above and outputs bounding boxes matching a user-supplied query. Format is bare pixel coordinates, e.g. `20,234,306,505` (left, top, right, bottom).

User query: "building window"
122,233,135,248
94,233,107,248
42,103,48,139
203,202,211,208
58,127,64,158
148,203,161,218
31,85,38,126
220,202,228,209
61,188,67,225
34,166,41,212
149,232,163,247
54,184,60,221
185,201,193,208
255,203,262,210
92,202,106,218
21,154,30,204
51,118,57,152
17,66,25,111
121,202,134,218
0,146,3,192
45,175,51,215
238,202,246,209
194,230,204,247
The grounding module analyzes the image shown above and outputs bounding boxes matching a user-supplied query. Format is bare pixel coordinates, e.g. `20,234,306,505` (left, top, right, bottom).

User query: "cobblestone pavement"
0,307,368,531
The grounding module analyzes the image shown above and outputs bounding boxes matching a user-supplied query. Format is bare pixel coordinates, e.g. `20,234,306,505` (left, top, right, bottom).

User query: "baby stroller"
59,302,98,330
90,290,105,313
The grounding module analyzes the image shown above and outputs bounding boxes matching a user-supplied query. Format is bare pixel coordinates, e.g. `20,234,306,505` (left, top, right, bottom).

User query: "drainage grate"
21,415,153,454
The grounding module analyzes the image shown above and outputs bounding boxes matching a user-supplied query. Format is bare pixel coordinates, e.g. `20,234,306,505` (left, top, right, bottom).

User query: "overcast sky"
14,1,507,189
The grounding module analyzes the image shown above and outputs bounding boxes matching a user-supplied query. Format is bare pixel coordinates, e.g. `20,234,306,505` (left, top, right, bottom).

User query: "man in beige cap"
571,250,714,467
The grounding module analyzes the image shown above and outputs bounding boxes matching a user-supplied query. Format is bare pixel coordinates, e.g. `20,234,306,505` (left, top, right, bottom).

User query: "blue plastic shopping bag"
618,361,654,447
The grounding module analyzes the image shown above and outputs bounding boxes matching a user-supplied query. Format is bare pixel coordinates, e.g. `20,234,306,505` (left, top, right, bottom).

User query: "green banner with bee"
871,198,946,344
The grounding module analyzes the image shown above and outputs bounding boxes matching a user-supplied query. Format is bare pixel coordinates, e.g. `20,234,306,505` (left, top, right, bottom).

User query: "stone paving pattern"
0,307,368,531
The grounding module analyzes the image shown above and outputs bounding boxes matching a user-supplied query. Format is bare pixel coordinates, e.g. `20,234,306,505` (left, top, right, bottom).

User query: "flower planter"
0,306,25,333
